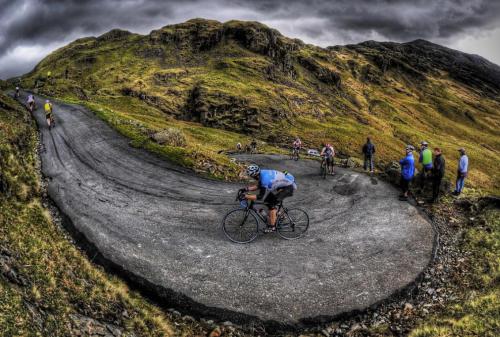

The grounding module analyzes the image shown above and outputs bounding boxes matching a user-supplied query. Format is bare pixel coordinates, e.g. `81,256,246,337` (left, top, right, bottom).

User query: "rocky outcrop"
184,83,260,133
298,56,342,87
150,19,299,77
97,29,132,42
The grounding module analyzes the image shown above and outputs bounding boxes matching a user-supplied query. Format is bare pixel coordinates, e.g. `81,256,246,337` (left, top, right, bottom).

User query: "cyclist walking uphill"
44,99,54,129
362,137,376,173
320,143,335,175
240,164,296,232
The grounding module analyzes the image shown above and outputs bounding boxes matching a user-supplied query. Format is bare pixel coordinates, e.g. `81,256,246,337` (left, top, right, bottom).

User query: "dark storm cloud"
1,0,500,78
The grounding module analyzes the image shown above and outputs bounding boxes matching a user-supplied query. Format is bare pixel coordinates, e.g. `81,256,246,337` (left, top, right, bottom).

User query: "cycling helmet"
406,145,415,152
246,164,260,178
421,141,428,147
326,143,331,148
46,99,50,103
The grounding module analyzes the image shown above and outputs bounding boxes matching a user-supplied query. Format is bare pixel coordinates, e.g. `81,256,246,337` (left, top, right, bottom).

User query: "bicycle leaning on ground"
221,190,309,243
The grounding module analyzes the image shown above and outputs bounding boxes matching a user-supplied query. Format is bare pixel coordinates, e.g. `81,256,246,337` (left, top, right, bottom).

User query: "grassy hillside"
0,91,208,336
19,18,500,191
409,200,499,337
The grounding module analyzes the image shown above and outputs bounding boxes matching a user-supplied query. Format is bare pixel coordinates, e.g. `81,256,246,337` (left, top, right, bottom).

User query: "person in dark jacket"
399,145,415,201
362,137,376,173
430,147,445,203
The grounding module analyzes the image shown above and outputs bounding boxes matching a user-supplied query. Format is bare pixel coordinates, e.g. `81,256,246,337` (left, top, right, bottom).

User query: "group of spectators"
236,140,257,153
362,138,469,203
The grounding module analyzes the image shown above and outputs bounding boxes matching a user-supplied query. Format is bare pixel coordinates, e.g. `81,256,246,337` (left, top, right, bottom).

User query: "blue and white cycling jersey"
259,169,297,199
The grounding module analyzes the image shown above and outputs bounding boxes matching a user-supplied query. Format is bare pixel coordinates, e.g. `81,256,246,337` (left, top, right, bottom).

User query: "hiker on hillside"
362,137,376,173
453,148,468,196
430,147,445,203
418,141,433,192
399,145,415,201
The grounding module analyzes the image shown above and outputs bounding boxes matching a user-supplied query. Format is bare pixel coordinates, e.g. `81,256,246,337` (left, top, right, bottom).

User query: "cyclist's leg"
263,193,278,228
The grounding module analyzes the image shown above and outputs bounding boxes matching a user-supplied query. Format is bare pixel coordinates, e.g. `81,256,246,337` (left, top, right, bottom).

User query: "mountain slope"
19,18,500,192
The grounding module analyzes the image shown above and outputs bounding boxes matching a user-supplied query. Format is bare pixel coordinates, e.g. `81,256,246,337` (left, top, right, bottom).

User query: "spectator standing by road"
399,145,415,201
362,137,376,173
418,141,433,191
430,148,445,203
453,148,468,196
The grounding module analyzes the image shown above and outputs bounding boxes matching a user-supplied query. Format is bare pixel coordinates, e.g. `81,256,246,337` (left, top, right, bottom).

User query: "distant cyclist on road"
320,143,335,174
292,137,302,160
250,139,257,153
240,164,297,232
44,99,54,129
27,94,35,112
15,86,20,98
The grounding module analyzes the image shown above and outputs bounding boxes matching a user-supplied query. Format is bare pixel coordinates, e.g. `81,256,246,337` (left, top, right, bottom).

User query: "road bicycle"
290,147,300,161
320,156,328,179
222,191,309,243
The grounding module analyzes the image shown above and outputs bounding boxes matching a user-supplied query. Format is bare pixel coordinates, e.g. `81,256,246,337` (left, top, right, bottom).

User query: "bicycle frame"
242,200,285,226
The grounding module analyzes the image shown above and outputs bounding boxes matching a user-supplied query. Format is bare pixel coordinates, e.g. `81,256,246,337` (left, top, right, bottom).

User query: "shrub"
151,128,186,147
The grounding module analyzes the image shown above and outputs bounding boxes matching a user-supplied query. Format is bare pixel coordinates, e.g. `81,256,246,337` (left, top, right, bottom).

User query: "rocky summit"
19,18,500,192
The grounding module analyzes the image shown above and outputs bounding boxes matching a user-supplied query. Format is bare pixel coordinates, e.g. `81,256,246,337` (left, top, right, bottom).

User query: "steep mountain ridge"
346,39,500,95
18,18,500,192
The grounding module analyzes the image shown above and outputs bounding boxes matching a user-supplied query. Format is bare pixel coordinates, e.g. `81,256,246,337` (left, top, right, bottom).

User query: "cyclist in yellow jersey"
44,99,54,129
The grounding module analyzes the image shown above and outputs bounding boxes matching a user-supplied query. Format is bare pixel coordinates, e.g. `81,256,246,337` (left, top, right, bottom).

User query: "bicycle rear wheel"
277,208,309,240
222,209,259,243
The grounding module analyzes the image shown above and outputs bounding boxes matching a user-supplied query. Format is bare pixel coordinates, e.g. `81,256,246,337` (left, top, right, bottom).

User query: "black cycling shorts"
263,185,294,208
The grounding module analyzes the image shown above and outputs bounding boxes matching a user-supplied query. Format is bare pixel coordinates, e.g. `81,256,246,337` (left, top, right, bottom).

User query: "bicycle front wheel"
320,161,327,179
277,208,309,240
222,209,259,243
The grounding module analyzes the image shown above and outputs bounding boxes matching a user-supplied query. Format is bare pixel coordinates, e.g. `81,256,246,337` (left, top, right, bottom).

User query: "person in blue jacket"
453,148,469,196
241,164,296,232
399,145,415,201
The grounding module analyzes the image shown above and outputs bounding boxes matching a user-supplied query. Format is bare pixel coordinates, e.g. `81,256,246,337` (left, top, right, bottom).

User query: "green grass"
409,206,499,337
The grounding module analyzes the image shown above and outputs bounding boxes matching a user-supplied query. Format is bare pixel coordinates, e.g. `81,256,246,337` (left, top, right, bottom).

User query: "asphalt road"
21,92,435,325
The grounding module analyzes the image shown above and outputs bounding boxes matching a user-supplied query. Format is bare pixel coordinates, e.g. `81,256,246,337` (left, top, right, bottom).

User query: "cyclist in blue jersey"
240,164,297,232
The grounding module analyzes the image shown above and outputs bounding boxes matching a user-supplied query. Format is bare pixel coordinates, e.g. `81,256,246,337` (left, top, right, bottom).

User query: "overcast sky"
1,0,500,79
